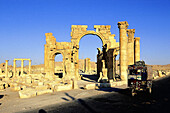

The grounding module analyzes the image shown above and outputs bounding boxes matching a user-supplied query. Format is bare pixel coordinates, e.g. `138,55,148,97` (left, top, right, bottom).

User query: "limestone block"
84,83,97,90
32,79,39,83
0,82,3,86
0,74,5,78
11,86,21,91
19,88,37,98
115,81,127,86
24,83,32,87
36,89,53,96
25,77,32,83
32,82,38,86
8,72,13,78
38,82,44,86
54,84,72,92
166,72,170,75
0,86,4,90
110,83,116,87
109,79,114,83
35,85,48,90
10,83,18,87
0,82,7,88
72,80,79,89
50,84,59,90
20,85,26,90
153,76,159,79
97,72,103,82
2,77,9,82
158,71,163,77
4,82,8,88
43,81,49,86
0,68,2,74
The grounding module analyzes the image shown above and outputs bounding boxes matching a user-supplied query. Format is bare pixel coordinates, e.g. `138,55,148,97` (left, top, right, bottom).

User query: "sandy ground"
0,74,123,113
0,75,170,113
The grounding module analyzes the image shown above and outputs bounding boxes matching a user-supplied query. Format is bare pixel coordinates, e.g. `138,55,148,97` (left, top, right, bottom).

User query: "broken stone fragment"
36,89,53,96
84,83,97,90
35,85,48,90
19,88,36,98
54,84,72,92
11,86,21,91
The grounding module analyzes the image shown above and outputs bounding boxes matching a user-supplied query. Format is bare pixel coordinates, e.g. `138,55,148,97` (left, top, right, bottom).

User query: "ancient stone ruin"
44,22,140,82
1,21,161,98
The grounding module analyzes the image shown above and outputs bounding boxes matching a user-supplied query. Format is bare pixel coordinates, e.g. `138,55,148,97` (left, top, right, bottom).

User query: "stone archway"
70,25,114,47
49,50,65,78
78,34,104,74
44,21,140,84
70,25,119,81
44,33,74,79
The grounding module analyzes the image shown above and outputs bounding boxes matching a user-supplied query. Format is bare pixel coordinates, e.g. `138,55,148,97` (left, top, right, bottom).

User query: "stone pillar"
50,58,55,76
84,58,91,74
134,37,140,63
13,60,16,77
21,60,24,76
101,60,108,82
97,48,102,77
84,58,87,73
88,58,91,74
113,55,116,81
118,21,129,82
5,60,8,77
44,44,48,73
75,49,79,80
82,59,85,73
45,58,54,79
127,29,135,65
62,58,65,78
29,60,31,74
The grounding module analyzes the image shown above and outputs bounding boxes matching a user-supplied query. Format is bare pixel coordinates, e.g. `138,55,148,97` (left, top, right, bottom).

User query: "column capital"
135,37,140,40
5,60,9,62
127,29,135,43
127,29,135,35
118,21,129,29
45,33,53,36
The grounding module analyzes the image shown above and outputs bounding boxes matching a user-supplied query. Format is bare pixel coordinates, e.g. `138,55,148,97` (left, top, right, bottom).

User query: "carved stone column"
118,21,129,82
44,44,49,73
5,60,8,77
29,60,31,74
134,37,140,63
84,58,91,74
127,29,135,65
51,58,55,76
13,60,16,77
75,49,79,80
21,60,24,76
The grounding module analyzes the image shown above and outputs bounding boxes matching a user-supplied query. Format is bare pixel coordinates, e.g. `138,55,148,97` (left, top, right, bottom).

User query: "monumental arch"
44,21,141,83
70,25,119,80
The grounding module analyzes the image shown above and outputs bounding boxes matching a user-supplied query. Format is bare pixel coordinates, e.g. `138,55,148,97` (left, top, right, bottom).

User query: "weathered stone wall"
44,22,141,83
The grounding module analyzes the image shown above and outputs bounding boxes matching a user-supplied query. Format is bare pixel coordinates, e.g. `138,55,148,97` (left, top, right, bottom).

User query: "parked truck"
128,61,153,96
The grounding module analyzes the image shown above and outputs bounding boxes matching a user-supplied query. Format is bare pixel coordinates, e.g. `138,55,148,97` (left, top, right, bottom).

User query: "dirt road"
20,76,170,113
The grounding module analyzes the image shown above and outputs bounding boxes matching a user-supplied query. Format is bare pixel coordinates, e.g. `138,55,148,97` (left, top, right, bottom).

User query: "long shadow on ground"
25,76,170,113
81,74,99,82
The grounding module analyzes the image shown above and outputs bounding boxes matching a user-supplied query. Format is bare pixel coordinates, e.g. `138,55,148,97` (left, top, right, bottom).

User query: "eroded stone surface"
0,21,149,99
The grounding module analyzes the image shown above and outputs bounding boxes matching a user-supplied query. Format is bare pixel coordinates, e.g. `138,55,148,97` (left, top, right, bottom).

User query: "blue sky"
0,0,170,66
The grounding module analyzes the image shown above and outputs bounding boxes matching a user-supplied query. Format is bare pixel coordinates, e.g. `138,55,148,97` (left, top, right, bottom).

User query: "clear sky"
0,0,170,66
